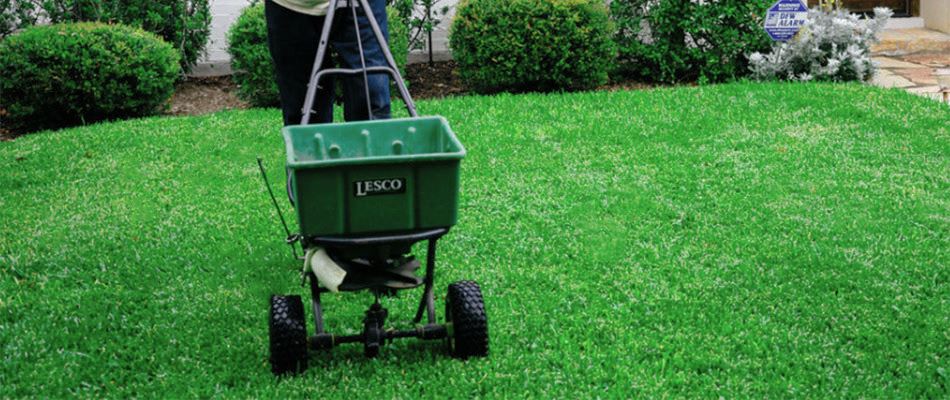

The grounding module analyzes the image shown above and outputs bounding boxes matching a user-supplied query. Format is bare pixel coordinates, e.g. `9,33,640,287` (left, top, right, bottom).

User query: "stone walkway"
870,28,949,103
874,28,950,57
871,53,949,102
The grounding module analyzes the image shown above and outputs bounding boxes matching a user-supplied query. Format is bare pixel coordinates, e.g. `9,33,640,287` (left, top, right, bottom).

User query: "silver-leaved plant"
748,7,892,82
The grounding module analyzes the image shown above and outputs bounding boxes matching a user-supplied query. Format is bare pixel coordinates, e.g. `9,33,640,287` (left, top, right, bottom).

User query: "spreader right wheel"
269,295,308,375
445,281,489,359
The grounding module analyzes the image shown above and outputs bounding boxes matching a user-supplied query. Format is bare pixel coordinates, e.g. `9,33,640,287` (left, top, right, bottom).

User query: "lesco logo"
353,178,406,197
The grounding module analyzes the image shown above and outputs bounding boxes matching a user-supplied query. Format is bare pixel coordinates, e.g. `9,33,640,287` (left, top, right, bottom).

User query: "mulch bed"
0,61,653,140
405,60,467,99
0,108,11,141
167,60,468,118
168,76,249,116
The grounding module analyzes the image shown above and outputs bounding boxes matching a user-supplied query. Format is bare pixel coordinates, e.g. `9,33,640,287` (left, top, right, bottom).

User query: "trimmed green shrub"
449,0,615,93
227,4,277,107
228,4,409,107
0,0,210,69
611,0,772,83
388,6,409,79
0,22,179,133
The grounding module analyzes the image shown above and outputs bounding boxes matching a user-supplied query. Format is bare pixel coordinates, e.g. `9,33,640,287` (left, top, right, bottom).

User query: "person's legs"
331,0,391,121
265,0,334,126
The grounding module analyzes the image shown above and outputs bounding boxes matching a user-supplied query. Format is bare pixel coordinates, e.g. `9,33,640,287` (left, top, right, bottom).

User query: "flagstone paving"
873,28,950,56
871,53,949,103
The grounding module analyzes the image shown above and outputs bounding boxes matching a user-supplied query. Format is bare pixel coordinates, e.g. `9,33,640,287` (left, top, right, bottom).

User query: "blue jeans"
265,0,391,126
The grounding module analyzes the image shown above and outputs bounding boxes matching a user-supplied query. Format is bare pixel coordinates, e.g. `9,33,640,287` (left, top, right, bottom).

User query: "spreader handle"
299,0,417,125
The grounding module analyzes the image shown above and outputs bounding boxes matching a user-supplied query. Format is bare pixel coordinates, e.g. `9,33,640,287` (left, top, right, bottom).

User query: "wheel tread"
269,295,308,375
447,281,489,358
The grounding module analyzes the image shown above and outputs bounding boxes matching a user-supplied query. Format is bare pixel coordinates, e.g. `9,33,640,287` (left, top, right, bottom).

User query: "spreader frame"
263,0,486,372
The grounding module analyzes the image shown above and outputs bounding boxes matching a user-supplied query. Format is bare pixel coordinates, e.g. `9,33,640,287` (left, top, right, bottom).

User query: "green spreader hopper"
283,116,466,237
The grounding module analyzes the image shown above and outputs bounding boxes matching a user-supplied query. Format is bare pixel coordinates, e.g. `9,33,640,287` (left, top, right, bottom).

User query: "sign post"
764,0,808,42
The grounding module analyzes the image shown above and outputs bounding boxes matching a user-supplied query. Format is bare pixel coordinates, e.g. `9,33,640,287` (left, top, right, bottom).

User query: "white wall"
407,0,457,63
192,0,253,76
193,0,457,76
921,0,950,34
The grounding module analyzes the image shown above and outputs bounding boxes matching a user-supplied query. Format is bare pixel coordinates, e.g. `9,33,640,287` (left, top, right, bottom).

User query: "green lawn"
1,83,948,398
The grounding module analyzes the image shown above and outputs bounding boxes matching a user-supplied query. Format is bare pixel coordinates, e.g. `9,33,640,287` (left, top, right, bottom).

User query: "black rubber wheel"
269,295,308,375
445,281,489,358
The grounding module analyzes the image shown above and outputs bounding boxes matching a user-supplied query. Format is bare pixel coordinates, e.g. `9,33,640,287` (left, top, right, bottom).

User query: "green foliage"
611,0,772,83
228,4,408,108
450,0,615,93
0,22,179,133
227,3,278,107
0,0,210,69
1,83,949,397
388,5,409,78
390,0,452,56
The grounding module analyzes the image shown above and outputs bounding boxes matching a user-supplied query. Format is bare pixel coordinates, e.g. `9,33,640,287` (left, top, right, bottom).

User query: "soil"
168,76,249,116
0,108,10,141
165,60,470,118
404,60,467,99
1,76,249,141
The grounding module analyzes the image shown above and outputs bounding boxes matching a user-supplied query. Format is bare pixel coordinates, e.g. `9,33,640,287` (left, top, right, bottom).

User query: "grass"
1,82,948,398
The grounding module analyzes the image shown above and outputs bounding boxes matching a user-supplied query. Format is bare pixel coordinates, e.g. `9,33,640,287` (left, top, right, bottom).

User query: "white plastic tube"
304,247,347,292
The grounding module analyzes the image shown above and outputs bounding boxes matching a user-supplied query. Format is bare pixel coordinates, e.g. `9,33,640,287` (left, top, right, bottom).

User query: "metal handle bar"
300,0,418,125
307,66,415,118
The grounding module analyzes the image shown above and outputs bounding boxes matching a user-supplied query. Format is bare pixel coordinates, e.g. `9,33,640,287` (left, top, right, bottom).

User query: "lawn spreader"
258,0,488,376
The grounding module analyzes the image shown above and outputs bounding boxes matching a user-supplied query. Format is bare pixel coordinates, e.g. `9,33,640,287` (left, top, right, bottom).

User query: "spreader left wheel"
445,281,489,359
269,295,308,375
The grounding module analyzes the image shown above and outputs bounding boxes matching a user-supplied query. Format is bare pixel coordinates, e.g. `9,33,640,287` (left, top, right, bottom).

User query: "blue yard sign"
764,0,808,42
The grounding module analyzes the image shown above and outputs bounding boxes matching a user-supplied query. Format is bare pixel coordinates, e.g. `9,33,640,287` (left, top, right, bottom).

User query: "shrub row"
229,0,777,97
1,0,851,136
1,2,404,133
450,0,775,91
0,23,179,133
